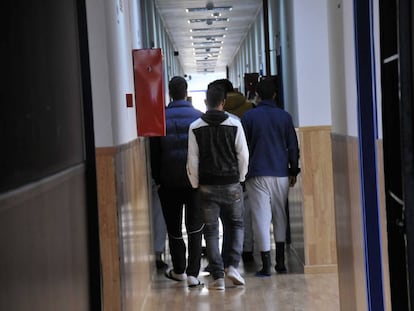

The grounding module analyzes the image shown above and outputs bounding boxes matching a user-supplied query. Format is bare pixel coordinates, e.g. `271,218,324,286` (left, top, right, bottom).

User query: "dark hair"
207,79,234,94
169,76,187,100
206,85,226,109
256,79,276,100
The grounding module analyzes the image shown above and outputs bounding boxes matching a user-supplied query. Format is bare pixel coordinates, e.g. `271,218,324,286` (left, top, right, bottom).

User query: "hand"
289,176,297,187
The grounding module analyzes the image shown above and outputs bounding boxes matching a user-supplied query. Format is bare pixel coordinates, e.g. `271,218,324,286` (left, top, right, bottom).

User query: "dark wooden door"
379,0,414,309
244,72,260,100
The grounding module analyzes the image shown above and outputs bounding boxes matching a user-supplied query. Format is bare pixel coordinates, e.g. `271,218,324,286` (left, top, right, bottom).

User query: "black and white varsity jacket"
186,110,249,188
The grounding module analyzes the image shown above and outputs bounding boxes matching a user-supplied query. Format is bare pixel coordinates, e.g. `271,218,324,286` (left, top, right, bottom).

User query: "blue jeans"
198,183,244,279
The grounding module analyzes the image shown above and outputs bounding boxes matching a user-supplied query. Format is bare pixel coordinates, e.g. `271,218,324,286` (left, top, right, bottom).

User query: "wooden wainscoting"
298,126,338,274
115,138,152,311
95,146,122,311
332,134,367,311
331,136,390,311
95,138,152,311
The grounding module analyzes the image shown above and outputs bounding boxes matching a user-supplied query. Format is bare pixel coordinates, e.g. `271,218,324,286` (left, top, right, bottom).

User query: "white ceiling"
154,0,262,75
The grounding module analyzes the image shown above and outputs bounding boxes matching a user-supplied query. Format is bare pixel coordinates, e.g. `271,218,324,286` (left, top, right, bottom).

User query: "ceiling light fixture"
193,46,222,51
192,41,223,46
186,3,232,13
192,35,225,39
197,63,216,67
197,69,215,73
188,18,229,24
194,51,219,56
196,59,217,62
190,27,228,32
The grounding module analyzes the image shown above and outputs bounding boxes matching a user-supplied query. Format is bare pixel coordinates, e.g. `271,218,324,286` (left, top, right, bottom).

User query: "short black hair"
169,76,187,100
207,79,234,94
256,79,276,100
206,85,226,109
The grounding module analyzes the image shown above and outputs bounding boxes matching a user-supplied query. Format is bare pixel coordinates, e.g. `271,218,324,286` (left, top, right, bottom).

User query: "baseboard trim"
304,264,338,274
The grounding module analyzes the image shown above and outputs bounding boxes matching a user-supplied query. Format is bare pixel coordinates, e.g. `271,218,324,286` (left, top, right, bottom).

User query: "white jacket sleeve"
186,124,199,188
235,121,249,182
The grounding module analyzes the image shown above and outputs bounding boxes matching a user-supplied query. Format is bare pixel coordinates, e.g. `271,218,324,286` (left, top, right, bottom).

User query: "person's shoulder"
169,104,202,117
225,111,240,120
278,108,293,119
189,116,204,129
242,105,260,118
225,114,243,127
192,107,203,115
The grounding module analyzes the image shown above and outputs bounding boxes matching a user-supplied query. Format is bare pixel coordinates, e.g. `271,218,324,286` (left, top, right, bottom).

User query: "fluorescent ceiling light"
186,6,232,13
188,18,229,24
192,41,223,46
190,27,227,32
191,35,225,39
193,46,222,50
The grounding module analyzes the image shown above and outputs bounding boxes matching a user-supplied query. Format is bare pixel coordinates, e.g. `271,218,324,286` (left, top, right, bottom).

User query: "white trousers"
243,192,254,252
246,176,289,252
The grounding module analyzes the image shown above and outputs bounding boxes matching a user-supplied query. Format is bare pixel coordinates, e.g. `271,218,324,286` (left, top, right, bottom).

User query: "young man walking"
187,85,249,290
150,76,204,287
241,79,300,277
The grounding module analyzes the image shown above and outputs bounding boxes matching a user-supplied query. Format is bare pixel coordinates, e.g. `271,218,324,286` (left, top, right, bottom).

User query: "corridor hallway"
121,241,340,311
2,1,407,310
117,179,340,311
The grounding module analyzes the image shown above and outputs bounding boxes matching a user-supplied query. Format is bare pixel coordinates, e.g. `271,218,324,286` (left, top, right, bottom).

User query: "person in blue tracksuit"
241,78,300,276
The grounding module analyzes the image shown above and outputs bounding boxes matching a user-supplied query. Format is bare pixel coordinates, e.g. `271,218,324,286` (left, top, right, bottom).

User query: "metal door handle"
389,191,404,206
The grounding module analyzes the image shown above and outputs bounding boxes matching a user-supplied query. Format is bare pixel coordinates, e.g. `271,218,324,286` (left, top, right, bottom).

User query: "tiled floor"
135,248,340,311
120,184,339,311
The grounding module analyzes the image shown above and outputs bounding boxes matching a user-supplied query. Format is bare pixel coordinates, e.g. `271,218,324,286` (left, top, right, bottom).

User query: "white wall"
86,0,114,146
292,0,332,127
130,0,143,49
327,0,359,137
328,0,350,136
295,0,380,138
341,0,358,137
280,0,298,124
86,0,138,147
373,0,383,139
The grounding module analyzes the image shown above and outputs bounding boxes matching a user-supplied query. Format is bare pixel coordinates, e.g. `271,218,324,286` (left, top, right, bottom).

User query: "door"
0,1,101,310
244,72,260,100
379,0,414,309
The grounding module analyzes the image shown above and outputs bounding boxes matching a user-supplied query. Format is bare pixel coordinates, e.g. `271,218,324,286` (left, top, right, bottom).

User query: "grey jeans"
198,183,244,279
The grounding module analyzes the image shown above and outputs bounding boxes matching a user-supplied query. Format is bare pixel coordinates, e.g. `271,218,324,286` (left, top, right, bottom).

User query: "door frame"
353,0,385,310
76,0,102,309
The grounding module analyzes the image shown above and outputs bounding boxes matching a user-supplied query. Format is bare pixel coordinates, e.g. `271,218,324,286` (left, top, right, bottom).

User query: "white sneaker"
187,276,202,288
225,265,245,285
208,278,225,290
165,268,187,281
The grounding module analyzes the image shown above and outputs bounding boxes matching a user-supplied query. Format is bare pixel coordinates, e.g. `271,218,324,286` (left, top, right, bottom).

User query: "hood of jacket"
201,110,229,126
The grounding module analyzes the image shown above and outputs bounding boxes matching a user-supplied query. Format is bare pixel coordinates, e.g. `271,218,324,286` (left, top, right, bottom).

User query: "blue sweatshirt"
241,100,300,178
